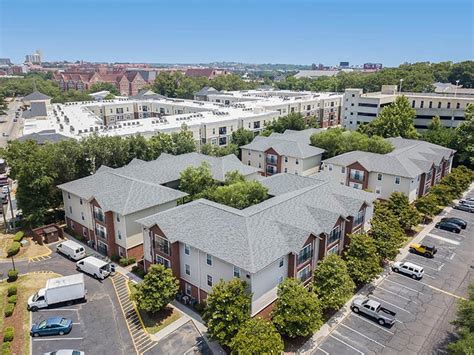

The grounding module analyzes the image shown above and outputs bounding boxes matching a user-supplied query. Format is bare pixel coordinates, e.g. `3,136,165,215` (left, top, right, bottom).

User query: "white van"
391,261,424,279
76,256,112,280
56,240,86,261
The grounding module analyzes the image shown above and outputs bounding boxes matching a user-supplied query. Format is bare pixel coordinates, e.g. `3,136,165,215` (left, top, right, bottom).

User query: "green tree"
231,128,255,147
202,279,251,348
206,180,268,209
386,192,421,231
179,162,216,196
448,283,474,354
358,96,419,139
263,112,307,134
89,82,120,96
271,278,323,338
422,116,456,148
453,104,474,169
313,254,355,311
170,127,196,155
0,94,7,115
345,233,383,284
415,194,441,220
230,317,284,354
370,203,406,260
200,143,238,157
224,170,246,185
131,264,179,314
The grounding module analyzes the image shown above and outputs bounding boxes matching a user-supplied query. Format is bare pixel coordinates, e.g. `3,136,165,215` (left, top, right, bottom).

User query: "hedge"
6,242,20,257
4,304,14,317
13,231,24,243
2,328,13,342
6,286,16,297
2,349,10,355
7,270,18,283
119,257,136,267
7,296,16,305
1,342,9,351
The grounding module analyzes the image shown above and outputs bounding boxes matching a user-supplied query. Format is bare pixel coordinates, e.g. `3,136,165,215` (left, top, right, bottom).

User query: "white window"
284,168,288,173
116,214,120,222
297,264,311,283
206,254,213,266
328,164,333,171
117,230,122,240
395,176,401,185
82,227,87,237
327,244,339,255
185,283,192,296
67,193,71,199
184,244,190,255
377,173,383,181
185,264,190,275
81,212,84,221
207,275,213,287
341,166,345,173
375,186,381,195
69,206,72,214
156,255,171,269
79,198,83,205
279,258,284,268
233,266,240,278
296,159,299,165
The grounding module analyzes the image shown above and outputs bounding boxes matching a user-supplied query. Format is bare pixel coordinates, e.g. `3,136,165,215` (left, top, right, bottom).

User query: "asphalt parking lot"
27,252,135,355
313,191,474,355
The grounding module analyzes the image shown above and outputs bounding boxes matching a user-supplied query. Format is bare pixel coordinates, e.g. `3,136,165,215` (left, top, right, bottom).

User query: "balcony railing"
350,173,364,182
94,211,105,223
266,167,277,175
328,229,341,245
297,250,313,265
95,228,106,240
266,157,277,165
298,270,312,283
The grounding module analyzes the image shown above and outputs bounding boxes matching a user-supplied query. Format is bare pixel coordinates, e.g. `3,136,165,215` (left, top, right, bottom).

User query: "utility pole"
7,185,15,231
1,203,7,233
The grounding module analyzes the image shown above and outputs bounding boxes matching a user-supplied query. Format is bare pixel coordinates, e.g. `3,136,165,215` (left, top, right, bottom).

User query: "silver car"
454,203,474,213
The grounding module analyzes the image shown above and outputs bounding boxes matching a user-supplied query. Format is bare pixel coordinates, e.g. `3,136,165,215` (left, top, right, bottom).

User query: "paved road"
1,247,135,355
0,98,23,147
313,190,474,355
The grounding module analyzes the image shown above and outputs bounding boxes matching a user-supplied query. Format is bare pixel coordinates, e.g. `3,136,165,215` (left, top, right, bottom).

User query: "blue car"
30,317,73,337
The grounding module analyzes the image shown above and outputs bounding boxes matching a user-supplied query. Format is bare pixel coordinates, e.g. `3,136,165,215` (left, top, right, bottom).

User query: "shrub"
119,257,137,267
2,328,13,342
131,265,146,279
7,295,16,304
111,254,120,263
194,302,204,313
4,303,14,317
2,342,10,350
13,231,24,242
7,286,17,297
6,242,20,257
7,270,18,283
3,349,10,355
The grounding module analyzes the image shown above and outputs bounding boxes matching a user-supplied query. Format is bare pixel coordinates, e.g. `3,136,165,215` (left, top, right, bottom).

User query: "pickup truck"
351,297,396,326
409,243,437,258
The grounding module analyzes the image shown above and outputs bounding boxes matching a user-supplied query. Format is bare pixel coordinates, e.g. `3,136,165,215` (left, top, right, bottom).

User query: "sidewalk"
300,183,474,354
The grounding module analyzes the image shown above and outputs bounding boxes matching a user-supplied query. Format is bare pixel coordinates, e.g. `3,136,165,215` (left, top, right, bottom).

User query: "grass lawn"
0,272,60,355
128,281,182,334
0,233,51,260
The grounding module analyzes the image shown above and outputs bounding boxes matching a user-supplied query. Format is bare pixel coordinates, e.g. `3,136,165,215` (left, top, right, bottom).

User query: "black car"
441,217,467,229
435,221,461,233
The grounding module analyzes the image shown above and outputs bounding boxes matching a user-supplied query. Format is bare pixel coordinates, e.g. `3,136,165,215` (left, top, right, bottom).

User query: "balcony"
266,157,277,165
95,228,106,240
297,269,312,283
266,167,277,175
297,250,313,265
327,229,341,245
349,172,364,182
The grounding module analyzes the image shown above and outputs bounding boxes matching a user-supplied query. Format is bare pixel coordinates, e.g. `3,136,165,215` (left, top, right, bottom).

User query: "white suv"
392,261,424,279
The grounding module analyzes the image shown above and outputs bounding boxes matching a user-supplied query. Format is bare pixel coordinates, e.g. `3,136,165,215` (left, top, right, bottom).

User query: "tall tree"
422,116,456,148
358,96,419,139
386,192,421,231
89,82,120,96
345,233,383,284
271,278,323,338
231,128,255,147
448,283,474,354
453,104,474,169
179,162,216,196
0,94,7,115
131,264,179,314
415,194,441,220
202,279,251,348
313,254,355,311
230,317,284,354
205,180,268,209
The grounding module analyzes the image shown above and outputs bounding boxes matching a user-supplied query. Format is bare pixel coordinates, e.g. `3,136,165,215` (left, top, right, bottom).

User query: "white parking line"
384,279,424,294
377,286,418,304
72,322,81,325
409,253,444,264
449,252,456,260
349,313,395,334
427,234,460,245
340,324,385,348
33,337,84,341
39,309,78,312
403,259,441,272
317,347,330,355
369,295,410,313
329,334,365,355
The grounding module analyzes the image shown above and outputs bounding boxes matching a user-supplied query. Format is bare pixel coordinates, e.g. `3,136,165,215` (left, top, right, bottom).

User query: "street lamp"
455,80,460,97
399,79,404,94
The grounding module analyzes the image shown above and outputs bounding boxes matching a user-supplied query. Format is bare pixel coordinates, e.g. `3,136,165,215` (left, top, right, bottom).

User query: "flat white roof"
46,273,84,288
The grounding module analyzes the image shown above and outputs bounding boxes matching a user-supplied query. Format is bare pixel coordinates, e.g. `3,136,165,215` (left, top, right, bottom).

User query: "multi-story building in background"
25,50,42,64
343,85,473,130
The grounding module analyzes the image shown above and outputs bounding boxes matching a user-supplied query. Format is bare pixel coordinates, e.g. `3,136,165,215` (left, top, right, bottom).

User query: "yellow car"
409,243,437,258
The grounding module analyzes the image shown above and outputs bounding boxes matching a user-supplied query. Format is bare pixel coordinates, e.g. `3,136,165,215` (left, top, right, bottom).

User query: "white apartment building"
343,85,473,130
137,173,376,316
241,128,325,176
320,137,455,202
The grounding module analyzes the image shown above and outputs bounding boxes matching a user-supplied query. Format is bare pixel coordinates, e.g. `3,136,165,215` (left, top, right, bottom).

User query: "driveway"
313,190,474,355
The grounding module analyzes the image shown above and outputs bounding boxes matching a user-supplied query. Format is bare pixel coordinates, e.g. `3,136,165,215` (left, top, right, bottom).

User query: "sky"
0,0,473,66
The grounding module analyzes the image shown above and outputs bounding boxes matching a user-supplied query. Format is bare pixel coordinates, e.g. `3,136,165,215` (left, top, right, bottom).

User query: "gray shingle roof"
23,101,48,118
323,137,455,178
194,86,219,96
18,131,70,144
23,91,51,101
137,173,375,273
58,153,259,215
242,128,325,159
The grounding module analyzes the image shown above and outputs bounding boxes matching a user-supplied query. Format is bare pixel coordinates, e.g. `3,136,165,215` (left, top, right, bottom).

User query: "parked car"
460,199,474,206
435,220,461,233
1,186,9,194
44,350,84,355
30,317,73,337
392,261,424,279
76,256,113,280
56,240,86,260
351,297,396,325
441,217,467,229
409,243,437,258
453,203,474,213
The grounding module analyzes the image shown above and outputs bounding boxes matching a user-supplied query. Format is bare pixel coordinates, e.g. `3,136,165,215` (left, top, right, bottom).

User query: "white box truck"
76,256,113,280
56,240,86,260
27,274,86,311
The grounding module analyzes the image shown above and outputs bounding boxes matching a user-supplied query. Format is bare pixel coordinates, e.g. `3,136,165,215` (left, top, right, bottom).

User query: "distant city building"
339,61,350,68
0,58,12,66
184,68,229,80
434,82,474,96
25,50,42,64
363,63,383,70
343,85,474,130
